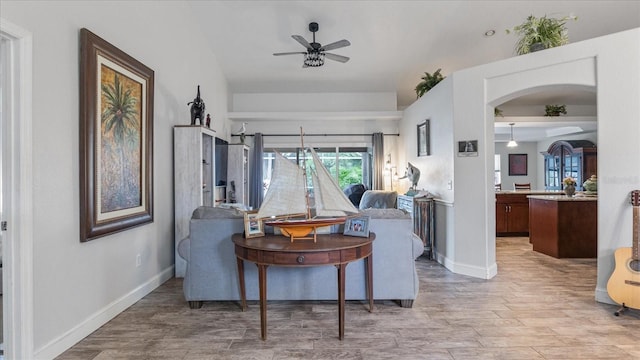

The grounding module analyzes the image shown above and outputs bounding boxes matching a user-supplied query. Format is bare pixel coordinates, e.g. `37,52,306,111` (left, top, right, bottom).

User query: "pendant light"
507,123,518,147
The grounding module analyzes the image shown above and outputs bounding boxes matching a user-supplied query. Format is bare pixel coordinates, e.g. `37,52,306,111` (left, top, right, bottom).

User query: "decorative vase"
583,175,597,194
529,42,546,52
564,184,576,197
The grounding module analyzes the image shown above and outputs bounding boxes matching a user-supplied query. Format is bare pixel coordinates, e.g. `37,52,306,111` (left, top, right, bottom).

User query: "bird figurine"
233,122,247,144
399,162,421,191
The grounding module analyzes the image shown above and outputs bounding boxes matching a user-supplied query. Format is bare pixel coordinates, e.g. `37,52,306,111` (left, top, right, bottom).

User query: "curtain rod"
231,133,399,137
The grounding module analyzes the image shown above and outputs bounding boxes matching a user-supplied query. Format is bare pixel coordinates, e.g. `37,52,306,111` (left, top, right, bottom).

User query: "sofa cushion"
191,206,243,219
359,208,409,219
359,190,398,209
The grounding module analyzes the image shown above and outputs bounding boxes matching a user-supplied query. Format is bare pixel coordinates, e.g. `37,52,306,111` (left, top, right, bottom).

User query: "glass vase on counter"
564,184,576,197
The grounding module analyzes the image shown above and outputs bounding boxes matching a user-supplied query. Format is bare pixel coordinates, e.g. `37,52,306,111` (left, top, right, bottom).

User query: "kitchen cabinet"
528,195,597,258
542,140,597,190
496,192,529,235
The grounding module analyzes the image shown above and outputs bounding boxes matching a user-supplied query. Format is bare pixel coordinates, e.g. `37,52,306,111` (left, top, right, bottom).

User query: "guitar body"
607,190,640,312
607,247,640,310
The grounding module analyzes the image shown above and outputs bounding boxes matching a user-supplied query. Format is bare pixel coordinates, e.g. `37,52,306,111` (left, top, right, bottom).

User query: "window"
263,147,370,195
494,154,501,185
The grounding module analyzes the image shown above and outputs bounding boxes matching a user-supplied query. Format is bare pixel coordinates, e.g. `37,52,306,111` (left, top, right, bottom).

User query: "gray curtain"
372,132,384,190
249,133,264,209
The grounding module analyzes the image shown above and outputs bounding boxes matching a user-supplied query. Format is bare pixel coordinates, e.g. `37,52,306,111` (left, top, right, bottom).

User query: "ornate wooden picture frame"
79,28,154,242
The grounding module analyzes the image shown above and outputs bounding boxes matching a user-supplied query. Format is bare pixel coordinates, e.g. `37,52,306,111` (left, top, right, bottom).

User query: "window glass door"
263,147,370,195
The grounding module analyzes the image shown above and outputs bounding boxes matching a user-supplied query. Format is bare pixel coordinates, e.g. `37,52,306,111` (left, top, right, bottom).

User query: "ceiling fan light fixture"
275,22,349,67
507,123,518,147
304,51,325,67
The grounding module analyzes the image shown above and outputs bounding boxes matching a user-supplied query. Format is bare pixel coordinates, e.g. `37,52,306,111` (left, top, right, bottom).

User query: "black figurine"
205,113,211,128
188,85,206,125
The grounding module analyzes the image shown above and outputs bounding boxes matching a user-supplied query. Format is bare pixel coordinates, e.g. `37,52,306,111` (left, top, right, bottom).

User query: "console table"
397,194,435,259
232,233,375,340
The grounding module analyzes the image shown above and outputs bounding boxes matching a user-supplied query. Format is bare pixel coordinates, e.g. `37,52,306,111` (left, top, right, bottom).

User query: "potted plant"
415,68,445,98
507,14,577,55
545,104,567,116
494,107,504,117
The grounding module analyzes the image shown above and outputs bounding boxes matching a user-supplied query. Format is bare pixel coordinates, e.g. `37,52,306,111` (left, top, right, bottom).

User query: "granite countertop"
527,194,598,201
496,190,563,195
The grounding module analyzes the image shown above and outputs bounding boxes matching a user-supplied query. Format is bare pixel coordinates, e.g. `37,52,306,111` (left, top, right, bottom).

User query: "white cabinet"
174,125,216,277
227,144,250,206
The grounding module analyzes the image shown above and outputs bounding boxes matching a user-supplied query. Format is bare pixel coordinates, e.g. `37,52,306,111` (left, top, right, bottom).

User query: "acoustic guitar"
606,190,640,315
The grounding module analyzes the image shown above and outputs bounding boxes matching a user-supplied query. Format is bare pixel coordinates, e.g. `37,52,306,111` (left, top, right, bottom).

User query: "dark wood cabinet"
529,197,597,258
496,193,529,236
542,140,597,190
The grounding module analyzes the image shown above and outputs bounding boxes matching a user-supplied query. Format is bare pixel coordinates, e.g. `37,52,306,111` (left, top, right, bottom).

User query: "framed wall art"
244,211,265,238
417,120,430,156
79,28,154,242
344,215,370,238
457,140,478,157
508,153,528,176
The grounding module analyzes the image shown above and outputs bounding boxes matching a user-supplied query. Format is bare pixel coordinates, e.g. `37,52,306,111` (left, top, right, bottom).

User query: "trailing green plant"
506,14,577,55
545,104,567,116
494,107,504,117
415,68,445,98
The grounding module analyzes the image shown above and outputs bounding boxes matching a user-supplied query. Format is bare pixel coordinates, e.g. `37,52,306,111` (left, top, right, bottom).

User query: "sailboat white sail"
255,152,307,219
255,143,360,241
309,148,358,217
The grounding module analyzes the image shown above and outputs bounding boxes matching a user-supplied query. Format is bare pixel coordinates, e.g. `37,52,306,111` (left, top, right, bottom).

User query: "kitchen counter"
527,194,597,201
496,190,563,195
528,196,597,258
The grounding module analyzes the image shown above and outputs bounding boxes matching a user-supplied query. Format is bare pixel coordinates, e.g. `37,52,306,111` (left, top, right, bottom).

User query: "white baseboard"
595,286,616,305
437,252,497,279
34,266,174,360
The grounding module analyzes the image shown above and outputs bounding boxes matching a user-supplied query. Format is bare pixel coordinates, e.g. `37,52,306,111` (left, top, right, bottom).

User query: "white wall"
495,141,539,190
1,1,229,358
401,29,640,300
398,77,454,200
233,92,397,112
399,77,456,266
230,91,401,190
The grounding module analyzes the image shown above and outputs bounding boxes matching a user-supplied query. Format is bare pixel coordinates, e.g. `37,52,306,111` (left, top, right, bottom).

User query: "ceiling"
186,1,639,140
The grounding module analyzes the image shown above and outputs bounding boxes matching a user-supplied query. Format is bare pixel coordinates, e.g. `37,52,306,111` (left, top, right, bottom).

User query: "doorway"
1,18,35,360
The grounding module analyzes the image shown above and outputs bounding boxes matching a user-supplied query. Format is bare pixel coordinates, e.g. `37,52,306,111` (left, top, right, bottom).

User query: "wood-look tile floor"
57,237,640,359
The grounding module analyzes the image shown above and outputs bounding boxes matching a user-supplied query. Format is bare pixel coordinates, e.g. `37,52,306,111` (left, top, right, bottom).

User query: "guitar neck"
634,206,639,261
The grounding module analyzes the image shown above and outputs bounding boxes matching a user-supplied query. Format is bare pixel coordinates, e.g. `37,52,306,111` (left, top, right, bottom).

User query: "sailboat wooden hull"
265,217,347,242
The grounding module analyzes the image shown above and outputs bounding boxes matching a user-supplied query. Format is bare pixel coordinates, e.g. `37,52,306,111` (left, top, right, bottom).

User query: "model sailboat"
256,131,359,242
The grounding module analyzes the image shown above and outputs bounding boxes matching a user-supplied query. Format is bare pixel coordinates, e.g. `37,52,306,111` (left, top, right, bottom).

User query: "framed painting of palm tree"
79,28,154,242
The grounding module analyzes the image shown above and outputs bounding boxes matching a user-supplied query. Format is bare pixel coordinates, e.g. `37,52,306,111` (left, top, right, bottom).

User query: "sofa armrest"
411,233,424,259
177,237,190,261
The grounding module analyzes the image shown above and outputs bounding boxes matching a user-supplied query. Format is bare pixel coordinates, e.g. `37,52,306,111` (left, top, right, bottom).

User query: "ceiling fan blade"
273,52,307,56
320,39,350,51
324,53,350,63
291,35,312,50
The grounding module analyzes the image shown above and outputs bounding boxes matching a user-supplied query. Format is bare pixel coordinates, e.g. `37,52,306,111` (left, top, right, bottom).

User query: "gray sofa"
177,206,423,309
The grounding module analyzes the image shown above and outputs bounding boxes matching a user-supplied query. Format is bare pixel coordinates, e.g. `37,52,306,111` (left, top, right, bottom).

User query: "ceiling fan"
273,22,350,67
